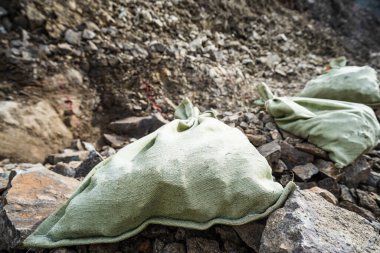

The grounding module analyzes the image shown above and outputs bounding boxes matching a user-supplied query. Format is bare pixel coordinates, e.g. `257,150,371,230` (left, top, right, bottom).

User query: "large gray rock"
260,189,380,253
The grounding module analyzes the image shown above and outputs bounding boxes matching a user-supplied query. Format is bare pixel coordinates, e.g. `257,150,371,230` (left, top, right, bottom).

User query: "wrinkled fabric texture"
24,99,295,248
298,66,380,106
259,83,380,168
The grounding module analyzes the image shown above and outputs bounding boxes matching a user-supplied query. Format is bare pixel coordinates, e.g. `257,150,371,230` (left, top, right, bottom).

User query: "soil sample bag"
259,83,380,168
298,58,380,106
24,98,295,248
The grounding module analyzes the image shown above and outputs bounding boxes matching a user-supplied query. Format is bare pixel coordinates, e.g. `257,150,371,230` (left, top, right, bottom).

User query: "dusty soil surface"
0,0,379,147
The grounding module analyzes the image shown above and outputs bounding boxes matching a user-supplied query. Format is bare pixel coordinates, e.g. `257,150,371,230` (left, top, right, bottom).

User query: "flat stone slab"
0,164,79,250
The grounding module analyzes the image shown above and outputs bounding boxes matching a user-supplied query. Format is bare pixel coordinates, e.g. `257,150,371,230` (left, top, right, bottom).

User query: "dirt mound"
1,0,363,148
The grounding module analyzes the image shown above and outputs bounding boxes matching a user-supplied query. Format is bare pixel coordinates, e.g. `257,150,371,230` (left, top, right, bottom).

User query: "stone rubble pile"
1,109,379,253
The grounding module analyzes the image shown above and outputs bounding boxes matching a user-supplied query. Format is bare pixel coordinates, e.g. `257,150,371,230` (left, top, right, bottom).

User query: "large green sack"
259,83,380,168
24,99,295,248
298,62,380,106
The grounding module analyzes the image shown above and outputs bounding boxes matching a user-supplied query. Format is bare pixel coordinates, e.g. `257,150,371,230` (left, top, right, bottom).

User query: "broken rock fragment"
0,164,79,250
317,177,341,198
246,134,267,147
65,29,81,45
75,150,103,178
280,141,314,168
339,201,377,222
103,133,129,148
109,113,169,138
46,150,89,165
356,189,380,215
162,242,186,253
51,161,80,178
186,237,221,253
295,142,328,159
314,159,341,180
342,156,371,188
306,186,338,205
257,140,281,168
233,220,266,252
292,163,319,181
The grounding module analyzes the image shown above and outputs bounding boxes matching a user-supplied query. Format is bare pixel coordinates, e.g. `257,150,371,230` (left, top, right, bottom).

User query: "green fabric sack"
298,61,380,106
259,83,380,168
24,98,295,248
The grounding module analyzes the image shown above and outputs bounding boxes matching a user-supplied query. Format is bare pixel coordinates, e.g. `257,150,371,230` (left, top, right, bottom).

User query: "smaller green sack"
259,83,380,168
298,59,380,106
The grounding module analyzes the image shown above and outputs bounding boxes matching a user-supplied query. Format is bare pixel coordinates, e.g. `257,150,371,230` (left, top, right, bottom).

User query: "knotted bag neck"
175,98,217,131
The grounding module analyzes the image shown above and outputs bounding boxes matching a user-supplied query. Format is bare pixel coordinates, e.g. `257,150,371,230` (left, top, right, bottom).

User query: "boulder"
0,164,79,250
259,189,380,253
0,100,73,163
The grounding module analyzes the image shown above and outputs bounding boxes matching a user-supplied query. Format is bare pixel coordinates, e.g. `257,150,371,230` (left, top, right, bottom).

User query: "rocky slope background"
0,0,380,252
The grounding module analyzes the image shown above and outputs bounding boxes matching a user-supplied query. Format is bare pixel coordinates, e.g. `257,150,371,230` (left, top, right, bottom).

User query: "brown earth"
0,0,379,154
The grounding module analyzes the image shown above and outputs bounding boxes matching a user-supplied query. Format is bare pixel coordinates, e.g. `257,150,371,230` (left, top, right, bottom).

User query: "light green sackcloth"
258,83,380,168
298,57,380,106
24,98,296,248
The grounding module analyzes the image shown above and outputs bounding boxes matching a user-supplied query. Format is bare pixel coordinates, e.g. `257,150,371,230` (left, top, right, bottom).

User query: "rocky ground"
1,0,380,252
2,110,380,253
